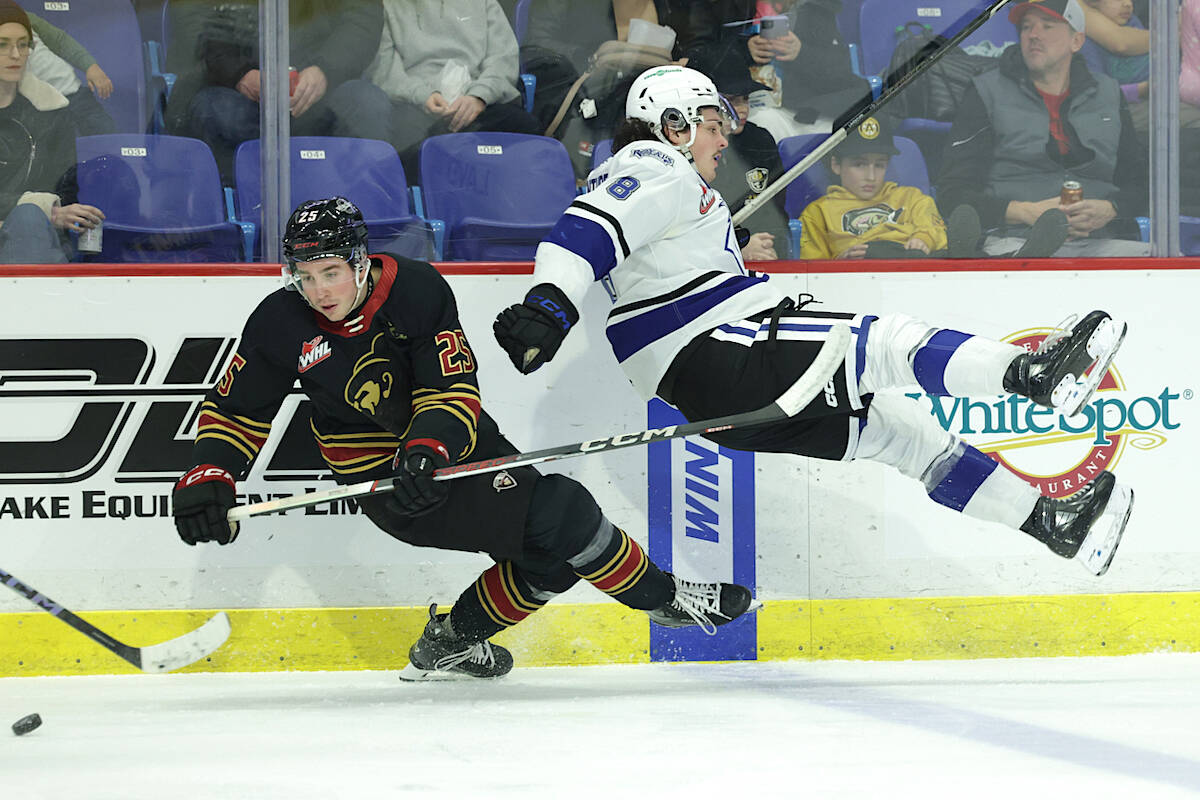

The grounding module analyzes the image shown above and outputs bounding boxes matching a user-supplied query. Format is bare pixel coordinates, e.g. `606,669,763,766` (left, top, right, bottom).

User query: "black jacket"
0,75,76,219
675,0,869,124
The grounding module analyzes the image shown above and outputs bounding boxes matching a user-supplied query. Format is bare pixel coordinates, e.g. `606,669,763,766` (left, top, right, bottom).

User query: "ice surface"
4,654,1200,799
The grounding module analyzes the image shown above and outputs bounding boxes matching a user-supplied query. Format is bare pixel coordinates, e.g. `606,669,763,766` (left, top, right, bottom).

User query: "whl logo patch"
298,336,332,373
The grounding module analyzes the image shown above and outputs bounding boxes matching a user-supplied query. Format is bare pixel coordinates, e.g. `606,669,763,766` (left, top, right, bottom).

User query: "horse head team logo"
916,324,1186,498
345,333,395,416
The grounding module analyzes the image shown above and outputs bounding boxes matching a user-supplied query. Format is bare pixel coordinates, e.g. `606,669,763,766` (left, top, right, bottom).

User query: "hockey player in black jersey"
170,197,757,680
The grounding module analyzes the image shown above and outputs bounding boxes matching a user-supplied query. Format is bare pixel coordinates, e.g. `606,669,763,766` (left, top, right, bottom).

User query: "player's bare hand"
85,64,113,99
904,236,930,253
50,203,105,231
771,32,802,62
1061,199,1116,237
290,66,327,117
838,243,869,259
747,35,774,64
448,95,485,132
741,232,778,261
236,69,261,102
425,91,450,116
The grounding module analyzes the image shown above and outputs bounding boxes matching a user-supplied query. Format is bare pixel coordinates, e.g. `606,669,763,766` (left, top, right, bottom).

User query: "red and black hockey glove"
172,465,240,546
493,282,579,374
391,442,451,517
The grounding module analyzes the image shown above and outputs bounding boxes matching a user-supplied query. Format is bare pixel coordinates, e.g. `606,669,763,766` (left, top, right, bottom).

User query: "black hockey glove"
391,443,451,517
493,283,579,374
172,465,240,546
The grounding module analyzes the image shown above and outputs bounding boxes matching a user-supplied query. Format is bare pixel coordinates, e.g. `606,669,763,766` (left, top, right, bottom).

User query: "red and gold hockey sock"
573,527,673,611
447,561,551,643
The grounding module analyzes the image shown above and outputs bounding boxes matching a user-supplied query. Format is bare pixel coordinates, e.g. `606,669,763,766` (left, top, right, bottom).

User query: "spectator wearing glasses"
0,0,102,263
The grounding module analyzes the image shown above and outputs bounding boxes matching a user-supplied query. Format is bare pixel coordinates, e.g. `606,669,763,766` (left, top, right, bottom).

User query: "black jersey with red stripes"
191,253,502,483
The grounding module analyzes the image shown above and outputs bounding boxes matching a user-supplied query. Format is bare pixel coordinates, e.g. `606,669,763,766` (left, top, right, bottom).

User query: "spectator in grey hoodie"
368,0,541,179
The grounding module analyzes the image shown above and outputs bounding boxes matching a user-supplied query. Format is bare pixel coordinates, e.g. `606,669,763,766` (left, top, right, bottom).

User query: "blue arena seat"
778,132,931,255
417,132,577,261
75,134,244,261
36,0,151,133
233,137,442,260
857,0,981,77
959,8,1019,53
513,0,532,44
592,138,613,170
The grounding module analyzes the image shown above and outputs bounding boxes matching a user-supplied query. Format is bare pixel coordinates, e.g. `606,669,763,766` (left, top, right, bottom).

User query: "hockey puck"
11,713,41,736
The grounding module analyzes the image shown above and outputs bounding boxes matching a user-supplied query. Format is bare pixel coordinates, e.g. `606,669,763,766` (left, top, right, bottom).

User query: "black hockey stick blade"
733,0,1016,226
227,323,852,521
1,567,232,673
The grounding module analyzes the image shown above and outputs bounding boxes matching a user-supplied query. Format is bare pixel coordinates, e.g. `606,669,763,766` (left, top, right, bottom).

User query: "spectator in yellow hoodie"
799,115,950,260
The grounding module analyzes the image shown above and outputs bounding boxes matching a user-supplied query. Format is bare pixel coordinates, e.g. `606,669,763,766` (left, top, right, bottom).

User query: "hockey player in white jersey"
494,65,1133,576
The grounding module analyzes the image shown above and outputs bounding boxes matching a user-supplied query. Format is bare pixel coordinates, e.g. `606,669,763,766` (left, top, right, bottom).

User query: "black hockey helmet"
281,197,370,287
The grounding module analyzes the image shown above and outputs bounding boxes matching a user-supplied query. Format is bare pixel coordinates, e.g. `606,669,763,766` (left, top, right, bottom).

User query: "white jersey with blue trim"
531,139,788,399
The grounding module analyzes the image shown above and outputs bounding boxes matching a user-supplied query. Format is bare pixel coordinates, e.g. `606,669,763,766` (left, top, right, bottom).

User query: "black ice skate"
399,604,513,681
646,574,760,635
1020,471,1133,576
1003,310,1127,417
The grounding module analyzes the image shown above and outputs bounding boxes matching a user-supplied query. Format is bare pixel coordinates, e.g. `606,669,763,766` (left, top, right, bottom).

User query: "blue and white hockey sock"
861,313,1024,397
855,392,1038,530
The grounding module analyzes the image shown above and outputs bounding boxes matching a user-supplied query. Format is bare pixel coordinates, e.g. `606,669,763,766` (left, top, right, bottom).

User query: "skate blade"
747,597,764,614
398,663,508,682
1058,318,1127,417
1076,483,1133,576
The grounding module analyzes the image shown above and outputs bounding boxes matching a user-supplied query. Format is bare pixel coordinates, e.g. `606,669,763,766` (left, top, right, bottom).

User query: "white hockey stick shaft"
732,0,1016,227
228,323,852,521
1,567,232,673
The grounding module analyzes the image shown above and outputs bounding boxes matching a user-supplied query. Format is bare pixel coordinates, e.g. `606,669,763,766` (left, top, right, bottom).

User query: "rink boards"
0,259,1197,676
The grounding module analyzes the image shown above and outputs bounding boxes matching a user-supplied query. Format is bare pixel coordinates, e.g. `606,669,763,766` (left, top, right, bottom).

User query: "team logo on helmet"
859,117,882,140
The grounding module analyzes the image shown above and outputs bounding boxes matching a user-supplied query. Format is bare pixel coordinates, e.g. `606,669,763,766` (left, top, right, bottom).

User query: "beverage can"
289,67,299,96
1061,180,1083,205
78,221,103,254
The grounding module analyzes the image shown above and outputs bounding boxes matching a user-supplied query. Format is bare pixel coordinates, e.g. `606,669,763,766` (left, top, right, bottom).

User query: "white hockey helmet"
625,65,735,155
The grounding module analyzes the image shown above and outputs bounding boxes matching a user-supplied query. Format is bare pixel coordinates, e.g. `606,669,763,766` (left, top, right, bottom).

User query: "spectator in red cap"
935,0,1149,258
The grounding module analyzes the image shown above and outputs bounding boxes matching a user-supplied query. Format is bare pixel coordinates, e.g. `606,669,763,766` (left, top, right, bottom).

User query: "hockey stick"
228,323,852,521
732,0,1015,227
1,567,232,673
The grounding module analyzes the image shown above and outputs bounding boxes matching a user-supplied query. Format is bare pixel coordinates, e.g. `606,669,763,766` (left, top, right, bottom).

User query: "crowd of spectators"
8,0,1196,263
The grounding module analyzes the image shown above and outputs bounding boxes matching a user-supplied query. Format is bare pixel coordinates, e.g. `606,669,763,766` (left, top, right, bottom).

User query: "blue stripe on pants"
912,329,972,396
927,445,998,512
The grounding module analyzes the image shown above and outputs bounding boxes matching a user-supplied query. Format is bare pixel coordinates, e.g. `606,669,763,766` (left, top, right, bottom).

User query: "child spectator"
798,115,953,259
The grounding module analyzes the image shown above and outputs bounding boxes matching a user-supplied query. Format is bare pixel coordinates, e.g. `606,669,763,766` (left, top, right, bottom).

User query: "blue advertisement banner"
647,399,757,662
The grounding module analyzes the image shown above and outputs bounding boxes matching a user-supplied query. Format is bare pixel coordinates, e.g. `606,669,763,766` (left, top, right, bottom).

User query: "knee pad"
852,392,956,480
